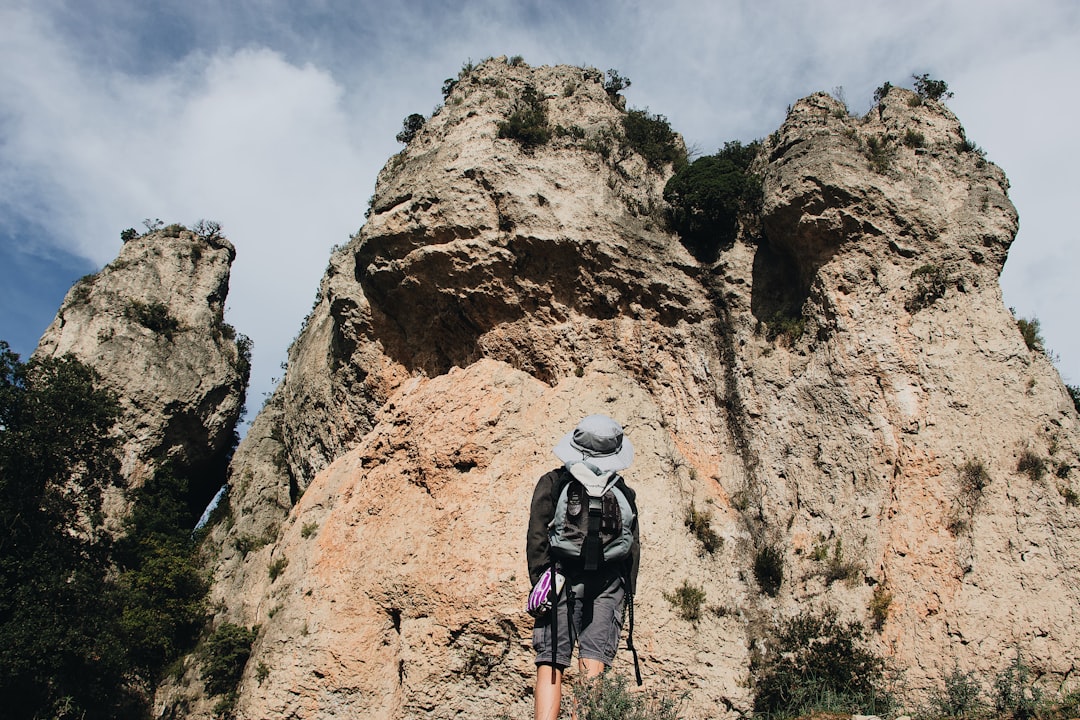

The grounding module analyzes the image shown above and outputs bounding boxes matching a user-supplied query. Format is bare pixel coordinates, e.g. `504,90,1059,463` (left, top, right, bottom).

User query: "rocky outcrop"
35,224,249,517
162,61,1079,719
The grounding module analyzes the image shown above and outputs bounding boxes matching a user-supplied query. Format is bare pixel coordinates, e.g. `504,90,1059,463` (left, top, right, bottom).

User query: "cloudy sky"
2,0,1077,421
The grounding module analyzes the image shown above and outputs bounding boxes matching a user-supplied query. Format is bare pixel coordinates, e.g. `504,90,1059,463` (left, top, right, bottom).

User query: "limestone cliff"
35,224,249,518
163,60,1079,719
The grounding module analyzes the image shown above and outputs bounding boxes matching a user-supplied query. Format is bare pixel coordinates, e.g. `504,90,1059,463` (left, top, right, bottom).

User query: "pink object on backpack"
526,567,565,617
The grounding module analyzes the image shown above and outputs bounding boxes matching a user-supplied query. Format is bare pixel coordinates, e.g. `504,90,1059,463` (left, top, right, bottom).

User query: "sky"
2,0,1078,424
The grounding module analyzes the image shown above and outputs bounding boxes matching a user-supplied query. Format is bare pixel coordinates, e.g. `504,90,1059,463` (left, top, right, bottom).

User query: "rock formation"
151,60,1078,719
35,224,249,518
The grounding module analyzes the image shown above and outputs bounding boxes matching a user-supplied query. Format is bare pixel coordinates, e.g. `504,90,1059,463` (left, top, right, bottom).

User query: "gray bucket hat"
553,414,634,472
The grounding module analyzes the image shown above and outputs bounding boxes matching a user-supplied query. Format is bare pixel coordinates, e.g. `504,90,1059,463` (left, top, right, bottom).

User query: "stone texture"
35,225,248,516
160,64,1080,719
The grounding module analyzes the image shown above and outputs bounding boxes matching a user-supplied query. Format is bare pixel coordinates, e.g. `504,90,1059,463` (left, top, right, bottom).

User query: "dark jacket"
526,467,640,595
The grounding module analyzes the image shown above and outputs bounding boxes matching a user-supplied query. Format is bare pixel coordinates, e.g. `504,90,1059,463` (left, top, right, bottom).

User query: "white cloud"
2,0,1078,408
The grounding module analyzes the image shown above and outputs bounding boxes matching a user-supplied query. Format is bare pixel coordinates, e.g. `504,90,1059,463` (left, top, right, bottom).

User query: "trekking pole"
627,593,642,685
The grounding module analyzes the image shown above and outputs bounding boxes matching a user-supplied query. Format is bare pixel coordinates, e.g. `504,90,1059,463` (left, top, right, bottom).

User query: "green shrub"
268,556,288,581
766,309,805,343
572,671,682,720
497,84,550,149
121,227,138,242
754,543,783,596
906,264,949,312
125,299,181,339
663,580,706,622
865,134,896,174
603,69,631,100
192,219,222,240
395,113,426,144
1060,484,1079,506
233,532,269,556
929,666,986,718
200,623,258,697
622,109,685,170
960,459,991,496
663,140,762,262
869,586,892,631
753,608,891,718
1017,449,1046,483
1067,385,1080,414
301,521,318,539
817,539,863,585
684,502,721,554
872,81,893,105
1015,315,1044,352
903,128,926,148
508,55,525,67
994,653,1042,720
913,73,954,102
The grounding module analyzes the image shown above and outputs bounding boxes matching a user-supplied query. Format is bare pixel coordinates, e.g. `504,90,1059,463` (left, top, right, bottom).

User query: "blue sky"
2,0,1078,419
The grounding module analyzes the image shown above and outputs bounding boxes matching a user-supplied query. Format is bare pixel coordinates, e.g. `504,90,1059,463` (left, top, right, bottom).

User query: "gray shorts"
533,572,625,667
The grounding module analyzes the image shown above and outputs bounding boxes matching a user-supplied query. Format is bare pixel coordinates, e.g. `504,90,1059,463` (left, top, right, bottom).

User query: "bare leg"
579,658,605,678
534,664,564,720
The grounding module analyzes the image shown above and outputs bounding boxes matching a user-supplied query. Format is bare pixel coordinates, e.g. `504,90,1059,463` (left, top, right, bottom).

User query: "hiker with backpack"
526,414,641,720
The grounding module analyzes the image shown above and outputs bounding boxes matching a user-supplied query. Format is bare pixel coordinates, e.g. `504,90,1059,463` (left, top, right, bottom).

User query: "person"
526,414,640,720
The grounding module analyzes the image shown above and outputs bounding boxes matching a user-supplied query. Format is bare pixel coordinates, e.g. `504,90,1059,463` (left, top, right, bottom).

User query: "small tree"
663,140,761,261
395,113,426,144
873,81,893,105
913,73,954,101
603,69,631,97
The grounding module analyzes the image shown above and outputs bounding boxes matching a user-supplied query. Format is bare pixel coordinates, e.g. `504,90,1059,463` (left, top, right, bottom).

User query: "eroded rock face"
35,226,248,516
169,63,1079,719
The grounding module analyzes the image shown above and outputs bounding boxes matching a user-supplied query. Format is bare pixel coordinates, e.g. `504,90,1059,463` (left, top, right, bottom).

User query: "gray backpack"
548,464,635,570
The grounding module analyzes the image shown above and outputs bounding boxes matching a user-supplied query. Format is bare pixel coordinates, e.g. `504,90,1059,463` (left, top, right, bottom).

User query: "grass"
663,580,706,622
571,671,683,720
1017,449,1046,483
684,502,722,555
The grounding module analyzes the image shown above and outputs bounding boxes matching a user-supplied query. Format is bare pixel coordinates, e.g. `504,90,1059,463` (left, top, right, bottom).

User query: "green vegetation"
865,134,896,174
906,264,950,312
913,73,954,102
814,538,864,585
684,502,722,555
1067,385,1080,415
869,585,892,632
268,556,289,581
114,462,210,681
873,81,893,104
396,113,426,144
753,608,892,718
571,671,682,720
622,109,685,170
200,622,258,714
904,128,927,148
766,309,806,344
929,666,986,718
663,579,707,622
301,521,319,538
754,542,783,596
0,343,131,719
603,68,631,101
125,299,181,339
193,218,222,240
1015,314,1044,352
497,84,551,149
663,140,762,262
960,459,991,496
1017,448,1046,483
